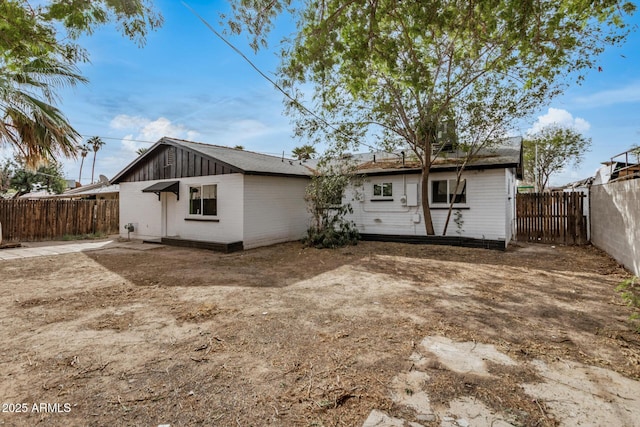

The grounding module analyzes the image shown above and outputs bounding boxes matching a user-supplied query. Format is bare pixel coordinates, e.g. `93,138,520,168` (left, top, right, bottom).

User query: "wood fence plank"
516,192,587,245
0,199,119,242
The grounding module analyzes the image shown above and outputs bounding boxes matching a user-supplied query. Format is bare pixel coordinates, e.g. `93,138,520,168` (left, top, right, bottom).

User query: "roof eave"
358,162,520,176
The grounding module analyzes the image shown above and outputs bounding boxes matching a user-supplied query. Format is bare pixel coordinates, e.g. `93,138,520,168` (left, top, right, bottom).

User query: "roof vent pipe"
401,151,405,166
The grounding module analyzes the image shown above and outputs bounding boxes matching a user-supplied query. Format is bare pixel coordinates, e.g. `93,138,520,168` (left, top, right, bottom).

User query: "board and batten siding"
119,174,244,243
346,168,509,241
242,175,311,249
118,145,242,182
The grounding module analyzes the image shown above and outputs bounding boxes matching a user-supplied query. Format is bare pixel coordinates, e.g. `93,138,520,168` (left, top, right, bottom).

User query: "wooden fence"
516,192,588,245
0,199,119,242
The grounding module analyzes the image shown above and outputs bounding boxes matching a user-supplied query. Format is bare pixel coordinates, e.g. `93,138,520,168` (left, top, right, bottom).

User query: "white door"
161,192,177,237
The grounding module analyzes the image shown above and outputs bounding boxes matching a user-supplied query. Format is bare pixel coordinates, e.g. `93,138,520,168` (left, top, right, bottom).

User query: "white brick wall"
242,175,311,249
591,180,640,275
119,174,244,243
119,182,163,240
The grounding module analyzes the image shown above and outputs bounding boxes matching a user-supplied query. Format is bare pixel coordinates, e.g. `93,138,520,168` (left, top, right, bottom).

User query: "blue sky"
2,1,639,186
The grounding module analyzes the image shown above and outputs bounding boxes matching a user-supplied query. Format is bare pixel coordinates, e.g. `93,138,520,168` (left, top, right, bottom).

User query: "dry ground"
0,240,639,427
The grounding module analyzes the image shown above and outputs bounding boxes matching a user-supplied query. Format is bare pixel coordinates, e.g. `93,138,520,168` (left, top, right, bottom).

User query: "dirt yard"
0,240,639,427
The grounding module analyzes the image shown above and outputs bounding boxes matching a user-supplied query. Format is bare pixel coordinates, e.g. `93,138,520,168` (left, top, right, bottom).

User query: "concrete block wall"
590,179,640,275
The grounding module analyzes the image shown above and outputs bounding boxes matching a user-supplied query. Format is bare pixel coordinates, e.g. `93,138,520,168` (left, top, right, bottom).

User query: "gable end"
116,144,243,183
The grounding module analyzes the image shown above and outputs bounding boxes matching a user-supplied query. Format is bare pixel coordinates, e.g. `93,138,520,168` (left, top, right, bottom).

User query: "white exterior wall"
119,182,163,240
346,168,509,241
242,175,311,249
505,167,517,243
346,175,425,236
170,175,244,243
119,174,244,243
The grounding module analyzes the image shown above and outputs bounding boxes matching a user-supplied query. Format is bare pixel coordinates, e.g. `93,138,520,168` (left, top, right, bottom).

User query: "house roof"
164,138,314,176
47,181,119,199
111,137,313,183
345,137,523,177
18,189,56,200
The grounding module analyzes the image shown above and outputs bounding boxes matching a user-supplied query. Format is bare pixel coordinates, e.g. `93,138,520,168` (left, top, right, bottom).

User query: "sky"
2,1,640,187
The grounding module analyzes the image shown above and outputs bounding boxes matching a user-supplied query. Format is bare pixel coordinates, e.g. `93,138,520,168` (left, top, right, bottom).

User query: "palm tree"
292,144,317,160
78,143,89,184
88,136,105,184
0,57,86,168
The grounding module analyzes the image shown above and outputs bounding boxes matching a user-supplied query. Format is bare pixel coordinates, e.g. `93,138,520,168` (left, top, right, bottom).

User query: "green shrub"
303,164,361,249
616,276,640,332
304,207,360,249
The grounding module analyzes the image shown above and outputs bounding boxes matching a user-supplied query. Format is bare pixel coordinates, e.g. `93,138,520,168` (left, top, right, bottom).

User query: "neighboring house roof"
49,182,119,199
593,161,640,185
18,189,56,200
558,177,594,191
339,136,523,178
111,137,313,184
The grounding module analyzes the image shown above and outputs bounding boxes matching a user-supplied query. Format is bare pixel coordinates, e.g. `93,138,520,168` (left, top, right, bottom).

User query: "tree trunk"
442,172,464,236
78,158,85,184
421,166,435,235
91,153,97,184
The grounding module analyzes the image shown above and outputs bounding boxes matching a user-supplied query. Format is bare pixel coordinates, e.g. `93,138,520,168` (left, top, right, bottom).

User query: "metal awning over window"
142,181,180,200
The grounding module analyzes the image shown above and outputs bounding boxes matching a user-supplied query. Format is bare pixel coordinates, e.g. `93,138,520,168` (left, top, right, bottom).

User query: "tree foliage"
5,158,67,196
292,144,317,160
0,161,11,193
0,0,162,168
303,161,360,248
136,147,150,156
88,136,105,184
225,0,635,235
523,125,591,190
78,143,90,183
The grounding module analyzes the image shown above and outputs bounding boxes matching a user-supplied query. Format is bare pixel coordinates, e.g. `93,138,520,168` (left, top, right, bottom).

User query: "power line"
78,135,157,145
181,2,386,155
76,134,291,158
77,4,388,159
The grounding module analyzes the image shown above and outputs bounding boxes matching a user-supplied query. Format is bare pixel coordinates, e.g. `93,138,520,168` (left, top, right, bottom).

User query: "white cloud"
109,115,148,130
109,115,199,156
574,81,640,108
527,108,591,134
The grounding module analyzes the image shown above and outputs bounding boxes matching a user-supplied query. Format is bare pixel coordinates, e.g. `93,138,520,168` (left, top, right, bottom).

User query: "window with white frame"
431,179,466,204
189,184,217,216
372,182,393,199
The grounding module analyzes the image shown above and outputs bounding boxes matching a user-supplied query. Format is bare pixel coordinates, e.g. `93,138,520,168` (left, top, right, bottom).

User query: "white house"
110,137,313,252
111,137,522,252
340,138,523,249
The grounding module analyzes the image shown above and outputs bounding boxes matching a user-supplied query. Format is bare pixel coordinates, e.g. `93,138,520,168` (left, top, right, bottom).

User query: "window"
432,179,466,204
373,182,393,198
189,184,217,216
